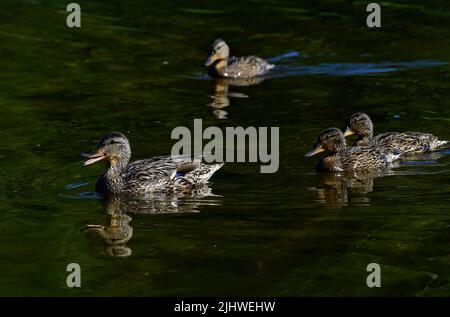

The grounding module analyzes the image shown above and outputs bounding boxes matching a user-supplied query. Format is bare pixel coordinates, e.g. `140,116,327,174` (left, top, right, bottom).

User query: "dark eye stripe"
351,117,366,124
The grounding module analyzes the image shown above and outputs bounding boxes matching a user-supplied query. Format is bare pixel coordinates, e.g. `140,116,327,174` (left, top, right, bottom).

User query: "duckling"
204,38,274,78
304,128,401,172
343,113,448,154
82,132,223,195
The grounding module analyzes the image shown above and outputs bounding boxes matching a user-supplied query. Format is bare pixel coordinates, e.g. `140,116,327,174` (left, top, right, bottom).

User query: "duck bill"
81,152,105,166
204,55,214,66
343,126,354,137
304,144,325,158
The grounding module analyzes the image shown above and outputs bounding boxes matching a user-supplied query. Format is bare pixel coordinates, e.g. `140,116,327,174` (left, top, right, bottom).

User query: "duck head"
304,128,347,157
204,38,230,66
82,132,131,168
343,112,374,138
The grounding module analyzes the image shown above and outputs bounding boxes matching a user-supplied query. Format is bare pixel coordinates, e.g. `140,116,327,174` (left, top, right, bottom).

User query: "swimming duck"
343,113,448,154
82,132,224,195
204,38,274,78
304,128,401,172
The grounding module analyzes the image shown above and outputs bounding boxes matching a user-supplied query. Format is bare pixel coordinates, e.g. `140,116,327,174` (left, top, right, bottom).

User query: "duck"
204,38,274,78
343,113,448,154
304,128,401,172
81,132,224,195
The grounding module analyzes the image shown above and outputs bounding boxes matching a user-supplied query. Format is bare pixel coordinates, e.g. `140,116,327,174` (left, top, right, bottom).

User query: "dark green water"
0,0,449,296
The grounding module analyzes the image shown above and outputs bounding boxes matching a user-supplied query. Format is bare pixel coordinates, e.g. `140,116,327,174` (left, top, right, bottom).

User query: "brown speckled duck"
204,39,274,78
304,128,402,172
82,132,223,195
343,113,448,154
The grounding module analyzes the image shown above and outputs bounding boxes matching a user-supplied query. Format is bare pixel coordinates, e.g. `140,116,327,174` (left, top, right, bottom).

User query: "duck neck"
357,131,374,146
334,143,347,154
362,135,373,144
214,59,228,76
107,159,128,175
100,157,130,194
359,123,374,143
329,136,348,155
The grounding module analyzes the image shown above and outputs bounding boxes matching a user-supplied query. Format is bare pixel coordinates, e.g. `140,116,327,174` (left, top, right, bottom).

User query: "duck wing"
226,56,274,78
374,132,448,153
123,157,179,192
341,146,395,170
184,163,224,185
399,132,447,152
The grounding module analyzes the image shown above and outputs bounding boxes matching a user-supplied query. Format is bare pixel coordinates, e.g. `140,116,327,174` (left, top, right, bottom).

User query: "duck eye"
108,140,119,145
356,117,367,123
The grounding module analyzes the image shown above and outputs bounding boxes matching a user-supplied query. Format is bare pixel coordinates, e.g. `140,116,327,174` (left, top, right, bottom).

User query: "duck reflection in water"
310,148,449,208
208,77,265,119
84,196,133,257
310,170,390,208
84,186,220,257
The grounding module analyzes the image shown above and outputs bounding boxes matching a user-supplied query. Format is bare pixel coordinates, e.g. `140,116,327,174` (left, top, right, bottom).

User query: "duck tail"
186,163,224,185
431,139,449,150
385,149,405,162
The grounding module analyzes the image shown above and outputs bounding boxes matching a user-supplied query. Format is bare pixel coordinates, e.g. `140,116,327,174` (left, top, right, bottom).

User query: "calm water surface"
0,0,449,296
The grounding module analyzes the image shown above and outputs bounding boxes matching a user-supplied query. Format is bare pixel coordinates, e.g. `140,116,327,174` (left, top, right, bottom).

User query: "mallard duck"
204,38,274,78
343,113,448,154
82,132,224,195
304,128,401,172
